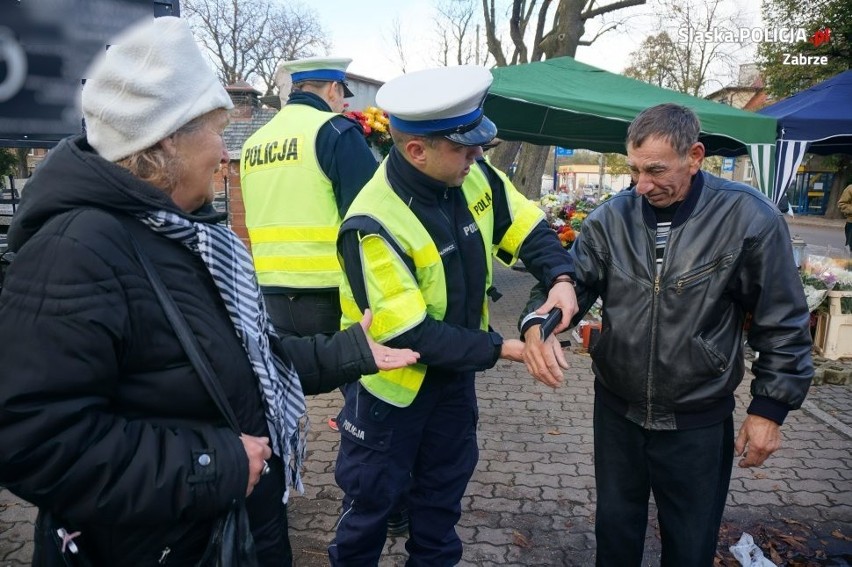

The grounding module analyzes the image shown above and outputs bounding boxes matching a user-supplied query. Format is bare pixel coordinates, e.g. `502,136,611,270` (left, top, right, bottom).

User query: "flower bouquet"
539,195,597,249
344,106,394,157
800,255,839,313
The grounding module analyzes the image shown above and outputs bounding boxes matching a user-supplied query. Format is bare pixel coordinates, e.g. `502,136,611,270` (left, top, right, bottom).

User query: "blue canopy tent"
758,70,852,205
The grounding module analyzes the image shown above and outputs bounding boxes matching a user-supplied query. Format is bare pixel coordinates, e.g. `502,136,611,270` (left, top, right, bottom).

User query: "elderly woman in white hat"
0,16,416,566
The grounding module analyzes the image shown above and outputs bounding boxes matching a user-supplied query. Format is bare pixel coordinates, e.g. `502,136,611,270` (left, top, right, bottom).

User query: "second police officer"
239,57,390,564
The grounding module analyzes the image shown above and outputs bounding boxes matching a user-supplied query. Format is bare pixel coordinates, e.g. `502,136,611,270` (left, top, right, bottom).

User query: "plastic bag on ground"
729,532,776,567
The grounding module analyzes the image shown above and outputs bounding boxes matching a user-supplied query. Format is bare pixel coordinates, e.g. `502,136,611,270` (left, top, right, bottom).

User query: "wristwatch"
550,274,575,287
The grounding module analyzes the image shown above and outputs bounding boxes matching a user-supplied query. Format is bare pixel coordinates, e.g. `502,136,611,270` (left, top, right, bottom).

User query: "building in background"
705,63,768,188
705,63,840,216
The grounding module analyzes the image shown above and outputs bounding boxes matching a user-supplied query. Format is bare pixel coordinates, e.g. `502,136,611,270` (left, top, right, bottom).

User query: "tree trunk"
512,143,550,199
14,148,28,178
486,140,521,173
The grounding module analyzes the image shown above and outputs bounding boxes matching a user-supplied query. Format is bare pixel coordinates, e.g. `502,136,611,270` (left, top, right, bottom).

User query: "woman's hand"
359,309,421,370
240,434,272,496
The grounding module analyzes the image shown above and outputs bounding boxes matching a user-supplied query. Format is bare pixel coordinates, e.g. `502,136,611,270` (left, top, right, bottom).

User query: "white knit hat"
81,16,234,162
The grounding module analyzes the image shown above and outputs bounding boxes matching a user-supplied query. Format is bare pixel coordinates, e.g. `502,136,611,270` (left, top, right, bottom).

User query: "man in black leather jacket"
522,104,813,566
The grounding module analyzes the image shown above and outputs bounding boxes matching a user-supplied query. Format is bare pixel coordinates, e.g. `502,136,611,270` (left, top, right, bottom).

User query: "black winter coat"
0,136,376,564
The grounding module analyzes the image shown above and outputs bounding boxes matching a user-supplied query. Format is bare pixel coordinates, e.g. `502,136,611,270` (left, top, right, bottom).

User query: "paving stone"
488,460,535,475
793,466,845,481
821,504,852,522
729,488,785,507
779,490,833,507
513,473,562,489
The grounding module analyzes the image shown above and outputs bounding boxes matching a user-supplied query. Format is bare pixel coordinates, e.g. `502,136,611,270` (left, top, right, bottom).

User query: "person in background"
329,65,578,565
839,182,852,253
522,103,813,566
0,17,417,566
240,55,376,343
240,56,411,539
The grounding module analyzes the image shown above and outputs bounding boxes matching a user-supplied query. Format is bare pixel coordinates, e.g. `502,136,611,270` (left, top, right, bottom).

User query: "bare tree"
625,0,749,95
433,0,490,67
13,148,28,179
182,0,328,94
481,0,647,198
255,4,330,96
387,16,410,74
623,32,679,89
659,0,743,96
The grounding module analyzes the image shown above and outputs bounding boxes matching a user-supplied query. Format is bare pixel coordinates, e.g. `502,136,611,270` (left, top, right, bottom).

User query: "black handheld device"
539,308,562,341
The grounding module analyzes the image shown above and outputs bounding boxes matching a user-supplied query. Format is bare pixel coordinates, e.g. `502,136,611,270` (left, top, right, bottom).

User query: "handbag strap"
128,232,241,433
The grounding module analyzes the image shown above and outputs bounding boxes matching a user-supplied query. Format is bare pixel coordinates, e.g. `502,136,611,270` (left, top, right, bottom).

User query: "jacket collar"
286,91,332,112
386,146,450,205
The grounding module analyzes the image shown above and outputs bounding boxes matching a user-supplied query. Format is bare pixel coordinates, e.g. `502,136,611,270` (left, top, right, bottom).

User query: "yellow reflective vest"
340,159,544,407
241,105,342,289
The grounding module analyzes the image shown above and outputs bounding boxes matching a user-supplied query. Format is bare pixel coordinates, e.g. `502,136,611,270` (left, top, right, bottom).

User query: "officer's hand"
522,325,567,388
535,281,579,334
734,414,781,468
359,309,421,370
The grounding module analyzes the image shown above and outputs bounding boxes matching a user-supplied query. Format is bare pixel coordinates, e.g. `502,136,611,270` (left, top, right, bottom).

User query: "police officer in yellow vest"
240,56,380,566
241,56,377,340
329,65,579,565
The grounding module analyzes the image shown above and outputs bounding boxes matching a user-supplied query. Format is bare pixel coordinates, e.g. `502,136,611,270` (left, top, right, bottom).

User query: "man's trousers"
593,397,734,567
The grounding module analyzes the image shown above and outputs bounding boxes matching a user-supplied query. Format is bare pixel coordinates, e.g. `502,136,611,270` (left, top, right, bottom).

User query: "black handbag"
130,234,259,567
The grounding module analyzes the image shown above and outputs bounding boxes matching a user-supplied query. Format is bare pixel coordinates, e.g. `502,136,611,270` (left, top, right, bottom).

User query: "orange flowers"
556,225,576,247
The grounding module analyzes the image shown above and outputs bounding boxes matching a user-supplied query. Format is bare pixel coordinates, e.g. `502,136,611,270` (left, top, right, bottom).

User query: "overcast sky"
317,0,764,90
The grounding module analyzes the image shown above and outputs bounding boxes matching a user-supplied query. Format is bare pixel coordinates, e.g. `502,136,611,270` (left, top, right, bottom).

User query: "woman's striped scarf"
137,210,307,502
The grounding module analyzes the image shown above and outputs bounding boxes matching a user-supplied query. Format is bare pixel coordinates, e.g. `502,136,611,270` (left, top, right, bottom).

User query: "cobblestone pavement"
2,265,851,566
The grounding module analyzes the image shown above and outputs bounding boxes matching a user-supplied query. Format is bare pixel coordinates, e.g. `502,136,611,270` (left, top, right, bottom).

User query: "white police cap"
376,65,497,146
279,56,354,97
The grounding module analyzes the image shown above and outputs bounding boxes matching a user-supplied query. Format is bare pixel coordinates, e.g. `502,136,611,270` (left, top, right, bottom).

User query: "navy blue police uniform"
331,151,572,565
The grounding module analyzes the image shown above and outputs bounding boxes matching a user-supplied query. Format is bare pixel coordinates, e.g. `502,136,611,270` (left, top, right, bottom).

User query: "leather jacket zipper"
646,226,672,428
675,253,733,294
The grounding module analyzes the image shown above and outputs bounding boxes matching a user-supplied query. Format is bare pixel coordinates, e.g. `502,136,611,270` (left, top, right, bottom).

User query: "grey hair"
115,108,228,194
626,103,701,158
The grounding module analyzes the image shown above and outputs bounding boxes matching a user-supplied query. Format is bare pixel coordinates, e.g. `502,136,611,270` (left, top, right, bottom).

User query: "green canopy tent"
485,56,778,194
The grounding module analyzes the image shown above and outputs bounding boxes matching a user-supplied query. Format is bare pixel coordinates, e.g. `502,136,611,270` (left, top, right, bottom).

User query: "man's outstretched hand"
521,326,568,388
